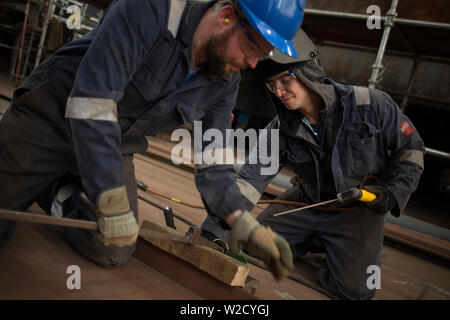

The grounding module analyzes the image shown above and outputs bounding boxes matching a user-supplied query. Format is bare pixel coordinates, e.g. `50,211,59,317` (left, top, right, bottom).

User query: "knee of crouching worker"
99,243,137,269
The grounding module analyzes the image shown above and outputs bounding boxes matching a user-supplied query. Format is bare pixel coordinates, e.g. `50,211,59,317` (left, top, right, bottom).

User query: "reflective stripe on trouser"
54,154,139,268
0,81,138,267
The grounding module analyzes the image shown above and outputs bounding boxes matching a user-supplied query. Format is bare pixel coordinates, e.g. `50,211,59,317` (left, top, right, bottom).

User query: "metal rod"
137,195,197,227
273,198,338,217
0,209,98,230
0,43,17,50
304,8,450,30
22,1,43,79
425,147,450,161
15,0,31,84
319,40,450,65
34,0,56,69
9,32,21,80
400,59,420,112
368,0,399,88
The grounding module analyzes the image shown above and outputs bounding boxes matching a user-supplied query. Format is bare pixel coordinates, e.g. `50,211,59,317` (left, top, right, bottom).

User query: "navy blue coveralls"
202,66,425,299
0,0,245,267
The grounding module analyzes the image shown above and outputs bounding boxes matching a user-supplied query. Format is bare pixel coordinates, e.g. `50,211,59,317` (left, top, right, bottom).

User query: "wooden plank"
134,236,258,300
139,220,250,287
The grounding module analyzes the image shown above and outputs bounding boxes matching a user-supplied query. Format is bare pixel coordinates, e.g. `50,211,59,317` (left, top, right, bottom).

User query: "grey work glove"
363,185,397,215
83,186,139,248
230,211,293,280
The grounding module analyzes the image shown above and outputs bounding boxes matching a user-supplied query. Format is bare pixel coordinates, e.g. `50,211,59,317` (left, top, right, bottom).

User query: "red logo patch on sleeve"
400,121,414,137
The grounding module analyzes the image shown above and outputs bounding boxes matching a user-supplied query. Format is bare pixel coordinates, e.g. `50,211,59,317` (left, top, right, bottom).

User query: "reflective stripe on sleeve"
236,178,261,205
396,148,424,169
65,97,118,122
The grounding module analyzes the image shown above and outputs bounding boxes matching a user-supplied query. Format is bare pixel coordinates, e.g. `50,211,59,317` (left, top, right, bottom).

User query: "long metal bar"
368,0,399,88
34,0,56,69
320,40,450,65
8,37,19,79
137,195,197,227
15,0,31,84
0,44,17,50
425,147,450,161
22,1,44,79
400,59,420,112
273,198,338,217
0,208,97,230
304,8,450,30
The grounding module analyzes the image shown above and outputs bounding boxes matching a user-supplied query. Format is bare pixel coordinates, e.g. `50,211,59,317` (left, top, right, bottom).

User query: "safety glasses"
235,13,273,61
265,72,297,93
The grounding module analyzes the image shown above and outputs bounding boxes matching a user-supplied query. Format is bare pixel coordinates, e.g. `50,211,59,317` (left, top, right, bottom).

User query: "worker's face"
206,8,273,80
267,71,312,111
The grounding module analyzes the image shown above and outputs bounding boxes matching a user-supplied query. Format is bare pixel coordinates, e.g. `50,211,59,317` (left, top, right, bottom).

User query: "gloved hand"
363,185,397,215
95,186,139,247
230,211,293,280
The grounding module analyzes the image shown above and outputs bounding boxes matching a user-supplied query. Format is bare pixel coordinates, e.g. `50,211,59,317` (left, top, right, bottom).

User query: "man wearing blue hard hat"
0,0,305,278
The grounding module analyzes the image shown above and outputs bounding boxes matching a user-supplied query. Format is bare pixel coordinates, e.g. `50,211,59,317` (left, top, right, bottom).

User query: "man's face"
205,13,273,80
204,25,242,80
267,71,312,111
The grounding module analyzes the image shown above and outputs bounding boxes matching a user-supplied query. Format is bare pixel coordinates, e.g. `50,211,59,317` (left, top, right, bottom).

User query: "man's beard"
204,26,241,80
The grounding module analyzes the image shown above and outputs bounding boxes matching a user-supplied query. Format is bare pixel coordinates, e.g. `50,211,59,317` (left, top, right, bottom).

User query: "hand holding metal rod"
273,187,377,217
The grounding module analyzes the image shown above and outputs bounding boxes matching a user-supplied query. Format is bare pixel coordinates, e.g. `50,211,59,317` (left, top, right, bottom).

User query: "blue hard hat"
236,0,306,58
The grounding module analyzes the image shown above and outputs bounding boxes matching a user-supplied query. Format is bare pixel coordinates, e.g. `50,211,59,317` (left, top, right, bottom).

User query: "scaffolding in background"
7,0,102,84
301,0,450,161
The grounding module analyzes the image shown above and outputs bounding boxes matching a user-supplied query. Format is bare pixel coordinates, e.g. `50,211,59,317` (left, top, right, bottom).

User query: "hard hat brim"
270,29,316,64
238,2,299,58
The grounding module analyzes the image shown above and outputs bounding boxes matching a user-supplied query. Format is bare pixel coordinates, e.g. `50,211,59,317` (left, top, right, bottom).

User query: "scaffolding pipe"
425,147,450,161
368,0,399,88
22,2,43,79
34,0,56,69
15,0,31,84
400,59,420,112
304,8,450,30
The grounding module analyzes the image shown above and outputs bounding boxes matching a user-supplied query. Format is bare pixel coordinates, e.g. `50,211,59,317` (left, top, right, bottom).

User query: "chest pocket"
339,121,380,177
176,101,206,125
132,33,180,101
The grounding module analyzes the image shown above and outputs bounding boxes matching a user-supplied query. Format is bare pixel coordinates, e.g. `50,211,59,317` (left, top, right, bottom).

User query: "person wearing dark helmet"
201,30,425,298
0,0,305,278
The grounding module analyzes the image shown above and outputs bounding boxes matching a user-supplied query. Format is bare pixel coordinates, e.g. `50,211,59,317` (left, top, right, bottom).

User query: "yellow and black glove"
96,186,139,248
363,185,397,215
230,211,293,280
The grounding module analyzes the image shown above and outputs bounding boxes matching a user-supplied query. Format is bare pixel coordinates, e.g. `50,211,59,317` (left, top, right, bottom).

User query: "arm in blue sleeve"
194,76,245,221
237,117,285,211
195,90,284,220
66,0,164,202
375,90,425,216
